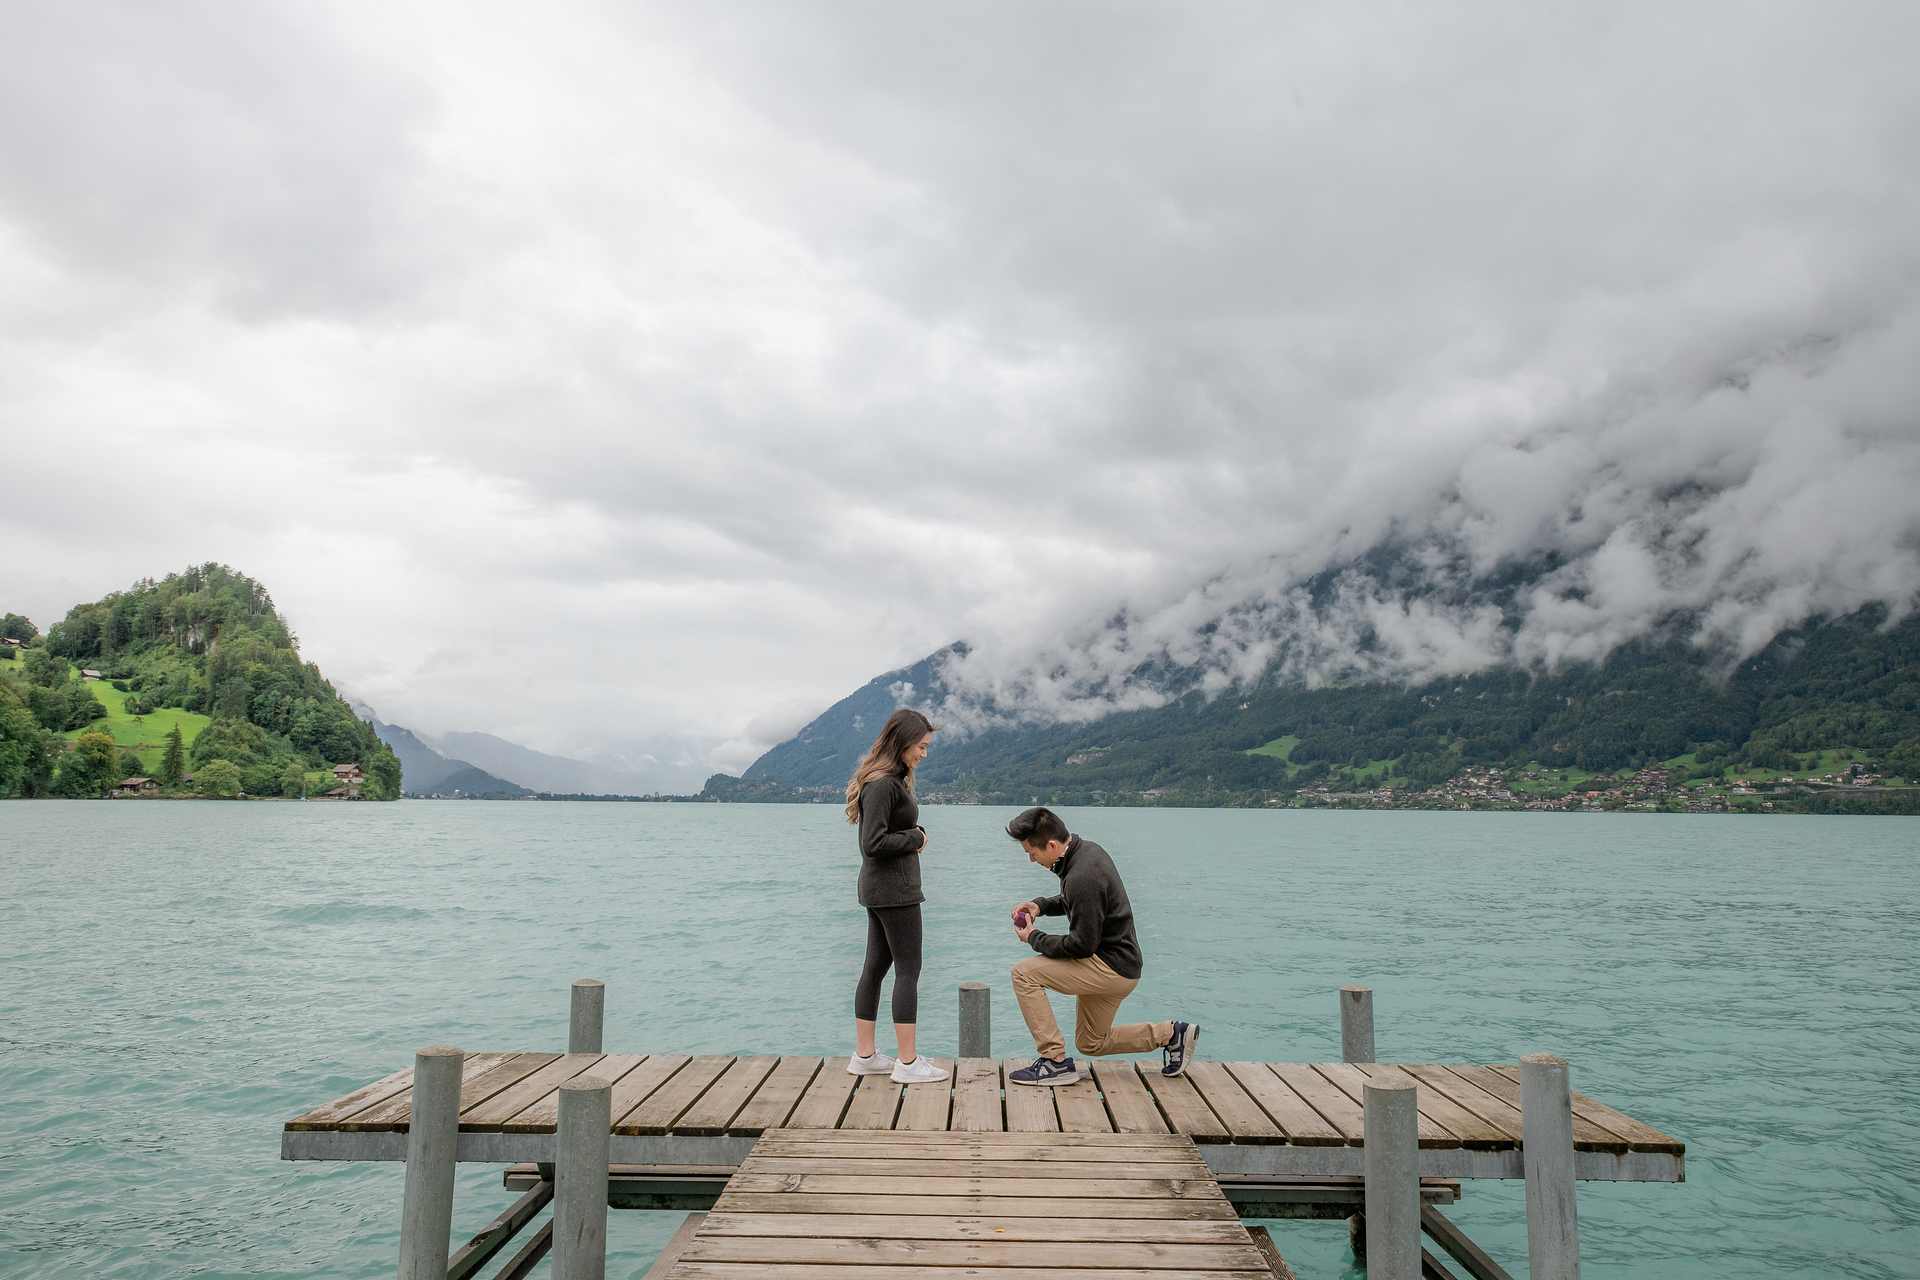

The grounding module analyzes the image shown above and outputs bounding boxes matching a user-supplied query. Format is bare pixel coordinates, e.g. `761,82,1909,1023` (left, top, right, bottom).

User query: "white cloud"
3,1,1916,766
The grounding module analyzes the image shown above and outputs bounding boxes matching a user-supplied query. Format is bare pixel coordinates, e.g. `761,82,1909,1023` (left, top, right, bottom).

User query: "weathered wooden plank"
950,1057,1004,1132
742,1157,1207,1179
1314,1062,1459,1148
838,1072,904,1131
345,1053,520,1131
607,1056,694,1127
1245,1225,1300,1280
459,1053,604,1130
1091,1061,1170,1134
1486,1064,1683,1153
1439,1065,1627,1153
781,1068,859,1130
665,1267,1274,1280
724,1172,1221,1199
457,1053,562,1113
678,1236,1269,1269
493,1219,553,1280
752,1139,1203,1164
1266,1063,1365,1143
1402,1065,1527,1146
503,1054,647,1133
1354,1063,1509,1149
1002,1058,1061,1133
1054,1073,1117,1133
1229,1062,1349,1146
621,1056,735,1135
640,1212,708,1280
1141,1065,1230,1141
729,1057,822,1135
286,1066,416,1130
893,1059,954,1132
710,1192,1237,1220
1182,1062,1283,1143
677,1057,779,1135
697,1213,1251,1243
1421,1205,1516,1280
757,1128,1186,1149
446,1179,553,1280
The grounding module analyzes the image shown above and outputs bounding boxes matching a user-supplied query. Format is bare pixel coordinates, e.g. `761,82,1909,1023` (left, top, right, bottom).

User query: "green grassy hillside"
1,563,401,799
56,674,211,773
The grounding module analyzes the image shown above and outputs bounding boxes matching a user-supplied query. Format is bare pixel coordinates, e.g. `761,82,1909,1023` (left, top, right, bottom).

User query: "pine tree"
161,724,185,785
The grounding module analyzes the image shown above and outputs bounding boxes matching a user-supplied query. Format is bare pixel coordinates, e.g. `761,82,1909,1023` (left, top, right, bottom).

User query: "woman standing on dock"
845,708,949,1084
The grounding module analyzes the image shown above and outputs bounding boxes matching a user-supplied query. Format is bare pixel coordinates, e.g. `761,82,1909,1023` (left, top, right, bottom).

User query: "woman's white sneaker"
891,1056,950,1084
847,1052,897,1076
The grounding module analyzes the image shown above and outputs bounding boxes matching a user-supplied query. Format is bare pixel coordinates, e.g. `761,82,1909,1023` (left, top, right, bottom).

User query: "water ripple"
0,803,1914,1278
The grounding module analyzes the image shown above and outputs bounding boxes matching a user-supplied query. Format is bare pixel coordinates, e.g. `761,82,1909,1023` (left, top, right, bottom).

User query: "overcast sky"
3,2,1917,783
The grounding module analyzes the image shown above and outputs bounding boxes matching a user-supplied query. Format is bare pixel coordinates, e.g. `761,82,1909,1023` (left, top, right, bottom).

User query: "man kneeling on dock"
1005,806,1199,1086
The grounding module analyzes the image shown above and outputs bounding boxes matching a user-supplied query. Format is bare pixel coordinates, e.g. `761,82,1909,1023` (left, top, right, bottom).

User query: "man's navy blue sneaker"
1162,1021,1200,1077
1008,1055,1081,1086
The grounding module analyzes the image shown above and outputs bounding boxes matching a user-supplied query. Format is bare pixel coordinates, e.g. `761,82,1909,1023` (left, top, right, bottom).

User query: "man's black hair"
1006,806,1070,847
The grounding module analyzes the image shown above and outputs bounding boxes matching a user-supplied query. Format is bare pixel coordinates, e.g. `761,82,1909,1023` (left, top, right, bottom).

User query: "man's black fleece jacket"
1027,834,1143,980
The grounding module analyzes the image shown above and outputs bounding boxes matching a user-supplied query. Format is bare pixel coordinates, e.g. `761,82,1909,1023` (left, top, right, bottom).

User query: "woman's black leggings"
853,904,922,1024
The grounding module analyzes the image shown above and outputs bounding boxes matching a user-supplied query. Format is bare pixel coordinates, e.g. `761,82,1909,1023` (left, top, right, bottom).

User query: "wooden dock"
657,1128,1279,1278
284,1051,1684,1183
286,981,1685,1279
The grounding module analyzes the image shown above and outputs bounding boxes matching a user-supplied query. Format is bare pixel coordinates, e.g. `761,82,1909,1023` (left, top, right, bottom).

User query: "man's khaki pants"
1011,954,1173,1062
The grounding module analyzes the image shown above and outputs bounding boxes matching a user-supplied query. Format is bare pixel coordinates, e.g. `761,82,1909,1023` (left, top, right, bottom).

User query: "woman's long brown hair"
845,708,936,823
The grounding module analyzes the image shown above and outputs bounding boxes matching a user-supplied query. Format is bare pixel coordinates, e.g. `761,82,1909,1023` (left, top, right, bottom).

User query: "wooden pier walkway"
283,982,1685,1279
283,1050,1683,1183
654,1129,1281,1279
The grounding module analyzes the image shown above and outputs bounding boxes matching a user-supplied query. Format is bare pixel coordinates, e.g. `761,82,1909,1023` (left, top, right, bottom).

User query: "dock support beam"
1363,1080,1420,1280
554,1077,611,1280
570,978,605,1053
959,981,991,1058
1340,985,1375,1063
397,1045,461,1280
1521,1052,1581,1279
1342,984,1376,1260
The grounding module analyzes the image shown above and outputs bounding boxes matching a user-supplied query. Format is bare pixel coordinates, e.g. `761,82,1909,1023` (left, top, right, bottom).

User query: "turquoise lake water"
0,800,1914,1278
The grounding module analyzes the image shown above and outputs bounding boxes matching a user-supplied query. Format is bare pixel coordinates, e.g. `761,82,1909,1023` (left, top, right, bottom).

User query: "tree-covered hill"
0,564,400,800
705,605,1920,809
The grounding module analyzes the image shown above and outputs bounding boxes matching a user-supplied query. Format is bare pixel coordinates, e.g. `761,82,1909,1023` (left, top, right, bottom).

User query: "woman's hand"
914,826,928,852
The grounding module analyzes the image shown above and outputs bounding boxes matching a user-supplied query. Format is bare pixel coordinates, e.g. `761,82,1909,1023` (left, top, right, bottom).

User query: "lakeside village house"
318,763,365,800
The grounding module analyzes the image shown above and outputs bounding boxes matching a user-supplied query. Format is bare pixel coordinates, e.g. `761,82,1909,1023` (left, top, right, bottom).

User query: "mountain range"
706,586,1920,809
353,706,690,798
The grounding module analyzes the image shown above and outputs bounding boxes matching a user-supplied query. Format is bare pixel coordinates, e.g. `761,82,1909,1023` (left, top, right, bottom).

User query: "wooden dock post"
569,978,605,1053
1342,984,1377,1259
396,1045,461,1280
1363,1079,1420,1279
1341,985,1375,1062
1521,1052,1581,1279
958,981,990,1058
553,1077,611,1280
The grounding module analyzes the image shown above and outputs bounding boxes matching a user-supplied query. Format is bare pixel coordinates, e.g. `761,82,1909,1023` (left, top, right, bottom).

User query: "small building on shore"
114,777,159,796
332,763,365,783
